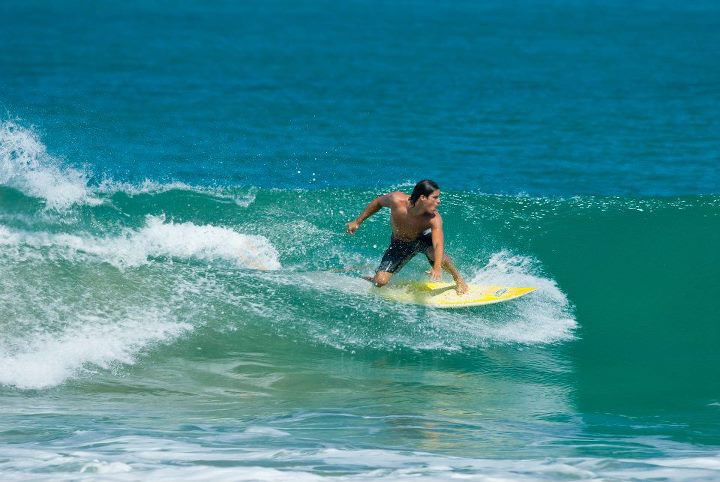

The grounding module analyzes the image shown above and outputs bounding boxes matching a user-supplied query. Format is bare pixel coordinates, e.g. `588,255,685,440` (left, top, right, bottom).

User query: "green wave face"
2,184,718,362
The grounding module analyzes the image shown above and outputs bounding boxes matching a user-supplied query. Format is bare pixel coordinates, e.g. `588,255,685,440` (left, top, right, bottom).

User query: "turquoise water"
2,0,720,479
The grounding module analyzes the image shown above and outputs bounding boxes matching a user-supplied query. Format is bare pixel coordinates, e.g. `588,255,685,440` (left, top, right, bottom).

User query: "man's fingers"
427,269,441,280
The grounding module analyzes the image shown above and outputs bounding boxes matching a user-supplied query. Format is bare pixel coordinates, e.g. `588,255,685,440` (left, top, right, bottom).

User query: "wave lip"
0,215,281,270
127,215,281,270
97,179,257,207
0,121,99,209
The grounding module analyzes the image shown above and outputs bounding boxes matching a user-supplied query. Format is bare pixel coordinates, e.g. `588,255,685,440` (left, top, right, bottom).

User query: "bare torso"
388,193,436,241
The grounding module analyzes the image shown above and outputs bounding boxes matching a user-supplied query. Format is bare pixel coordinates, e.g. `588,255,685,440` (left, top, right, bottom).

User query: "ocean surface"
1,0,719,479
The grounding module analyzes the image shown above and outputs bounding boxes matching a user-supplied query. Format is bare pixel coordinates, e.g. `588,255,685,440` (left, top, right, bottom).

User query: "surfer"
346,180,468,295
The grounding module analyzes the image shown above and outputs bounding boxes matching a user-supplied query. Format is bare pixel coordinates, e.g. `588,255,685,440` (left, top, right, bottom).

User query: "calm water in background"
1,0,719,479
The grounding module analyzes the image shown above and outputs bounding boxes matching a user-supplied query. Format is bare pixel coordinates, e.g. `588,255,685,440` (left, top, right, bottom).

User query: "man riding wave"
346,180,468,295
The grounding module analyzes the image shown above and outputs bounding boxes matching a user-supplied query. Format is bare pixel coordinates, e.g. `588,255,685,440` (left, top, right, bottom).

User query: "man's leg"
362,271,393,286
369,238,415,287
443,256,468,294
371,271,393,287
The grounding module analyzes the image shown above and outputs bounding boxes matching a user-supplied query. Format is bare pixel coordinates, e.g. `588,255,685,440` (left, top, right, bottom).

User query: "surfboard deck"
374,281,536,308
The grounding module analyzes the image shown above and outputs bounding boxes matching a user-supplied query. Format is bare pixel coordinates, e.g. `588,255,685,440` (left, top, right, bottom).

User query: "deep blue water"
2,0,719,194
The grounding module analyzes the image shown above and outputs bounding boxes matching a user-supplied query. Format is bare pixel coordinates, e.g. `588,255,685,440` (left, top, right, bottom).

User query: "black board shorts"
376,228,434,274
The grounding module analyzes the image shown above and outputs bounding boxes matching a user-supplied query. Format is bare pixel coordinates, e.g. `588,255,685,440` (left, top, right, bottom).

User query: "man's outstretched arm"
346,193,395,234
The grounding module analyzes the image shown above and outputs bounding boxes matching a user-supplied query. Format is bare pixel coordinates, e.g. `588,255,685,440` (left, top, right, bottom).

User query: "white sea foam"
80,461,133,474
0,215,281,270
0,309,190,390
463,250,577,344
0,121,99,209
1,442,718,481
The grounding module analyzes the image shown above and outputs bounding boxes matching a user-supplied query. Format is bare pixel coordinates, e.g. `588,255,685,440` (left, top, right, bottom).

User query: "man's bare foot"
455,280,468,295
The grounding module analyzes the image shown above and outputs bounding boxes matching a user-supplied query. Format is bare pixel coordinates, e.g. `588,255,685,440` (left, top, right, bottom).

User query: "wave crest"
0,215,281,270
0,121,99,209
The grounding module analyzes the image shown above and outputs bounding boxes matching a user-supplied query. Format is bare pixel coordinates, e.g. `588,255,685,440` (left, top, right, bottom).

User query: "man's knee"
373,272,392,287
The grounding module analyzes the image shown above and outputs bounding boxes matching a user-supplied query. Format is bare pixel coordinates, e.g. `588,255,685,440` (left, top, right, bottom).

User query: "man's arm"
346,193,397,234
428,215,468,294
428,215,444,280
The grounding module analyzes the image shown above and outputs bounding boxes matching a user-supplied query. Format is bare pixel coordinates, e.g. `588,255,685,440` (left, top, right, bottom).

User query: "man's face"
421,190,441,214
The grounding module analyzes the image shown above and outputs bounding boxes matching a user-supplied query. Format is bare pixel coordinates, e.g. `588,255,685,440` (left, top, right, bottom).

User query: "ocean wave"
0,308,190,389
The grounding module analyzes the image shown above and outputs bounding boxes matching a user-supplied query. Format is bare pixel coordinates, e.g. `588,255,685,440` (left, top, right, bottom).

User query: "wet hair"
409,179,440,206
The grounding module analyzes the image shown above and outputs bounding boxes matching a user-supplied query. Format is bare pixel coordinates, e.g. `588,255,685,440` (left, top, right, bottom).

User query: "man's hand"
428,267,442,281
346,221,360,234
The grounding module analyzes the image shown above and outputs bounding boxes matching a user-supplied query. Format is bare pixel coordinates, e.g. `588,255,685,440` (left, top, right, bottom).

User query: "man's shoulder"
429,212,443,226
386,192,409,205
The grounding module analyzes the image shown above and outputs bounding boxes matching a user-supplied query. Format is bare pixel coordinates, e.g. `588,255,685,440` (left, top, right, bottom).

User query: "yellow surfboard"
375,281,536,308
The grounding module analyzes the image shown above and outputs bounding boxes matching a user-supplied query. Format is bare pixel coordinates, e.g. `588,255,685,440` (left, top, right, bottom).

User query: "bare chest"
390,207,431,240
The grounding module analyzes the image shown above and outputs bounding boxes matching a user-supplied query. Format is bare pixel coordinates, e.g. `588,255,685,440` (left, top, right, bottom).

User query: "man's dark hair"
409,179,440,206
